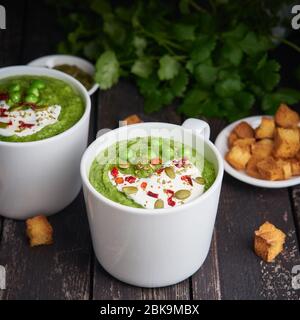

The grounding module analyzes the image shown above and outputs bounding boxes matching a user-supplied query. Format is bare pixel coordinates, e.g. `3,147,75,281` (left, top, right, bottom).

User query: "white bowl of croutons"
215,104,300,188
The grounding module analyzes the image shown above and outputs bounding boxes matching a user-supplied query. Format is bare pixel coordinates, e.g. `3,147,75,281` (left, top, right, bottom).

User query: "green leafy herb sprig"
52,0,300,121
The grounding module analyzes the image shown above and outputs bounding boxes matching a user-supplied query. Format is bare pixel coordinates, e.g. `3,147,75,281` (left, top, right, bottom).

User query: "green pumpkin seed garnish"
154,199,164,209
165,166,175,179
119,162,130,169
122,186,138,194
174,189,191,200
195,177,205,185
0,122,9,128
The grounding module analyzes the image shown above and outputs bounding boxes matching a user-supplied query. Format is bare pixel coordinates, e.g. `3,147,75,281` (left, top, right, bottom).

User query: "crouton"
225,145,251,170
233,121,255,138
122,114,143,125
233,138,256,148
255,117,275,139
228,131,238,148
246,156,262,179
295,149,300,160
276,159,292,179
275,104,299,128
26,215,53,247
256,156,284,181
273,127,300,158
254,221,286,262
251,139,274,159
290,159,300,176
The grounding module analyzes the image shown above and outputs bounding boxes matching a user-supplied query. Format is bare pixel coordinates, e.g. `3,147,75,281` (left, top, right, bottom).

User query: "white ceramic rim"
215,115,300,188
0,66,91,147
81,122,224,216
28,54,99,95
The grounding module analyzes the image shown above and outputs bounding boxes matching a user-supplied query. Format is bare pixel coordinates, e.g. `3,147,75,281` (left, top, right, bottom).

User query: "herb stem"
272,36,300,54
189,0,208,13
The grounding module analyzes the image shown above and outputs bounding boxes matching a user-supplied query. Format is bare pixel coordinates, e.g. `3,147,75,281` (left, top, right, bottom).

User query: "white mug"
0,66,91,219
81,120,224,288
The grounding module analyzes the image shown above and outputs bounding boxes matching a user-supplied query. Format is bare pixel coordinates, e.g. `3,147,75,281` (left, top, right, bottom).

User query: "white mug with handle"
81,119,223,287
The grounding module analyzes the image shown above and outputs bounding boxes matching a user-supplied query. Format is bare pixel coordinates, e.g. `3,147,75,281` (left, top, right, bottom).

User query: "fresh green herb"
51,0,300,121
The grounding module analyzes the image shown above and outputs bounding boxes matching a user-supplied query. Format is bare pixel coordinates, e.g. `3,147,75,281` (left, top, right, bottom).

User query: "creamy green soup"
0,76,85,142
89,137,216,209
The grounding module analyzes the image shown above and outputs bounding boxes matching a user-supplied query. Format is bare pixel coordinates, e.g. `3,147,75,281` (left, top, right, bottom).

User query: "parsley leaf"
194,64,217,87
262,88,300,114
215,75,243,98
131,58,153,78
170,69,189,97
158,55,180,81
179,88,209,117
95,50,120,89
190,35,216,64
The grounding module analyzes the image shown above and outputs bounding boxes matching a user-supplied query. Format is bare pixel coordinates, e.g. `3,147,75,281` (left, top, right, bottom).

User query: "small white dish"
215,115,300,188
28,54,99,96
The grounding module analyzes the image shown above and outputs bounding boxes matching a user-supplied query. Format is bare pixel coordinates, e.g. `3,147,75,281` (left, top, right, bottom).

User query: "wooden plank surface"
0,0,93,300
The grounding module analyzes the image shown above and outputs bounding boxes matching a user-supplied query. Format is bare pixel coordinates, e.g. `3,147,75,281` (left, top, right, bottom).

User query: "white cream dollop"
108,159,205,209
0,100,61,137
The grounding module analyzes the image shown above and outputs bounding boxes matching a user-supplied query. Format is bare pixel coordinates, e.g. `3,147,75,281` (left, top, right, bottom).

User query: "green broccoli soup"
89,137,216,209
0,76,85,142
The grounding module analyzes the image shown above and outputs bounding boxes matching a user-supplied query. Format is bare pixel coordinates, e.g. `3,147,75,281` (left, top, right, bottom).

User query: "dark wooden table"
0,0,300,300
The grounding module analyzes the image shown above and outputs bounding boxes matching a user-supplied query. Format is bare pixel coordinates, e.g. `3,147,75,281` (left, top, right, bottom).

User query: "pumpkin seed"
122,186,138,194
119,162,130,169
154,199,164,209
165,166,175,179
174,189,191,200
195,177,205,185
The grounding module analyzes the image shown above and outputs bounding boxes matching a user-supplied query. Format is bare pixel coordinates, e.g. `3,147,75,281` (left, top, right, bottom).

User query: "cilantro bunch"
55,0,300,121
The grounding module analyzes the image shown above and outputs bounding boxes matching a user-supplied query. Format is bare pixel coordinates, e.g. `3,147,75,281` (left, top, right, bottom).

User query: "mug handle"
96,128,111,139
182,118,210,140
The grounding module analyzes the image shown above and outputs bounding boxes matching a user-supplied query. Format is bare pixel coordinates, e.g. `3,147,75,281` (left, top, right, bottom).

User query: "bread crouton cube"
26,215,53,247
233,138,256,148
225,145,251,170
275,104,299,128
233,121,255,138
256,157,284,181
290,159,300,176
251,139,274,159
246,156,262,179
228,131,238,148
273,127,300,158
276,159,292,179
254,221,286,262
123,114,143,125
255,117,275,139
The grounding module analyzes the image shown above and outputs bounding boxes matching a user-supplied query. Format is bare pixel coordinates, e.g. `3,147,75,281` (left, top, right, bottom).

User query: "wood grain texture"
93,80,190,300
0,195,91,300
0,0,93,300
216,174,300,300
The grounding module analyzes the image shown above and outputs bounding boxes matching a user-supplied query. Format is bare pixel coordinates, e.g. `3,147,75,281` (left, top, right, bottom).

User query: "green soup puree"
0,76,85,142
89,137,216,209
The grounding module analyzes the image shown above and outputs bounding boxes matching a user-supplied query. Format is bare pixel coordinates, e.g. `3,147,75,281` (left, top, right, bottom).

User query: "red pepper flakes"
111,167,119,178
167,197,176,207
0,92,9,101
125,176,137,183
147,191,159,198
140,182,147,190
156,168,164,174
151,158,161,165
165,189,174,197
115,177,124,184
181,175,193,186
19,121,34,129
0,108,8,117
